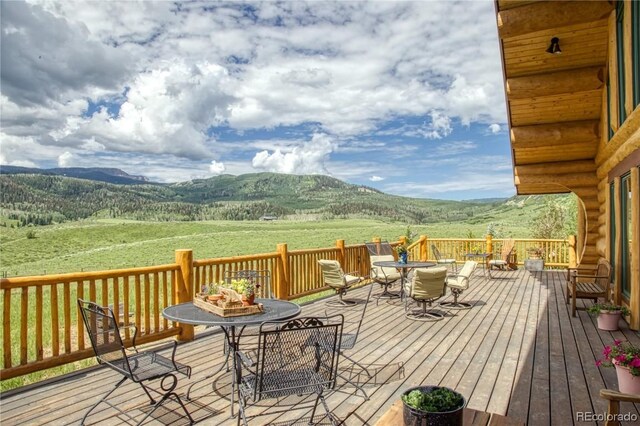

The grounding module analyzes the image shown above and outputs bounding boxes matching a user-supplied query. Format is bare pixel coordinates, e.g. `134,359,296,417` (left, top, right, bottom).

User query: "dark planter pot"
402,386,465,426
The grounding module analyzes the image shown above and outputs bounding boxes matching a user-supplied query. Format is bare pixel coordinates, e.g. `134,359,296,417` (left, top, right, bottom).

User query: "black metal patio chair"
235,315,344,426
78,299,193,425
329,283,374,400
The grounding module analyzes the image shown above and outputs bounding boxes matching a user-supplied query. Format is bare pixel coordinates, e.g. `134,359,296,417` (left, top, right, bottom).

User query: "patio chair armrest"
122,323,138,351
600,389,640,403
345,271,364,279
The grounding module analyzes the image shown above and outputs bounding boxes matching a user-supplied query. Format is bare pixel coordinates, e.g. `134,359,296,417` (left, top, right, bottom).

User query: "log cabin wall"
495,0,639,328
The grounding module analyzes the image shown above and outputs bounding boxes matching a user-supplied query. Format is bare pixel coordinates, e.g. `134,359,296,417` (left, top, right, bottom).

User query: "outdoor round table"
371,261,436,300
162,299,301,417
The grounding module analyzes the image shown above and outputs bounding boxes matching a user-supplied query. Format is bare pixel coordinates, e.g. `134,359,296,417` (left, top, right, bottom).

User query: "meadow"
1,215,537,278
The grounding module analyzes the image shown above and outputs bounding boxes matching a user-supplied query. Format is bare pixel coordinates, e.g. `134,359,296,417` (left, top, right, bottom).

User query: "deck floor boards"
1,270,639,425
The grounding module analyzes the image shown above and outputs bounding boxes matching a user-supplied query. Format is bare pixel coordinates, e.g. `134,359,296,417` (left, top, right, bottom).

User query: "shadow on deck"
1,270,639,425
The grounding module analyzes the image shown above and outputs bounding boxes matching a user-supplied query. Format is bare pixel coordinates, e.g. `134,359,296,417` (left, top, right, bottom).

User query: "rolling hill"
0,168,574,231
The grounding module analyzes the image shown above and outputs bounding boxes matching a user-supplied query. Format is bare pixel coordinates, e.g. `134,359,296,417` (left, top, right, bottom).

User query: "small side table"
463,253,492,275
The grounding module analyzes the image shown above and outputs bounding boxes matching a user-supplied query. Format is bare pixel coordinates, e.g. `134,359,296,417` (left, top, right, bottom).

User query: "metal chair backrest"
318,259,345,288
252,315,344,401
365,241,394,256
78,299,131,375
225,269,273,298
342,283,373,349
410,267,448,299
431,245,443,260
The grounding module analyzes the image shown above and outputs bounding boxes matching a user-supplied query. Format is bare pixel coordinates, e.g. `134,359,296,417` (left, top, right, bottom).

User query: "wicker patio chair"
566,258,612,317
235,315,344,426
432,244,457,272
318,259,364,307
441,260,478,309
77,299,193,425
405,267,448,321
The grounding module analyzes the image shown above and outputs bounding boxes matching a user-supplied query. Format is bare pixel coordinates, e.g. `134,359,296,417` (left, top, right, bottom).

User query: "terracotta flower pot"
242,294,255,306
615,364,640,394
597,311,622,331
207,294,223,302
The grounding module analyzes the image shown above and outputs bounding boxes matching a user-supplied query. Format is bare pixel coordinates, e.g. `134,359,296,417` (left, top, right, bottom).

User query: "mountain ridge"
0,169,516,226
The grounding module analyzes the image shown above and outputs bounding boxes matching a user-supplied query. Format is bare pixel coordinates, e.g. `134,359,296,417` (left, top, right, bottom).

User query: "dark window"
620,172,632,299
616,1,626,125
609,182,616,278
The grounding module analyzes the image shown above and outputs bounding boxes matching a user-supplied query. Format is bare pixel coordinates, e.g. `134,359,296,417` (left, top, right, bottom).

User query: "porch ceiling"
496,0,613,195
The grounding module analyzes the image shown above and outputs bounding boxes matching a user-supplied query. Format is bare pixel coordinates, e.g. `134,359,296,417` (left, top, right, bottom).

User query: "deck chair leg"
139,382,157,405
81,377,128,425
341,352,372,378
337,369,370,400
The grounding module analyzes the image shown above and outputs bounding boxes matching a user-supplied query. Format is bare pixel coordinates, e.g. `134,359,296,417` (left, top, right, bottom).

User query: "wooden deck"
2,270,639,425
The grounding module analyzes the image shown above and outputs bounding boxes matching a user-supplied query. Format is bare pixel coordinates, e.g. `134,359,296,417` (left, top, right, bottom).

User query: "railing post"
568,235,577,268
336,239,346,269
174,249,194,342
419,235,428,261
276,243,289,300
486,234,493,254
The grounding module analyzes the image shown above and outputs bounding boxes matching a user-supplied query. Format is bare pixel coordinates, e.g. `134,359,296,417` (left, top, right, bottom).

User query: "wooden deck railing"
0,264,182,380
0,235,576,380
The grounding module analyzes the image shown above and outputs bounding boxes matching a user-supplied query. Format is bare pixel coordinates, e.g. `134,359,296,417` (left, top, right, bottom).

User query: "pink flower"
630,357,640,368
595,360,603,367
615,354,627,363
614,339,622,347
603,346,612,357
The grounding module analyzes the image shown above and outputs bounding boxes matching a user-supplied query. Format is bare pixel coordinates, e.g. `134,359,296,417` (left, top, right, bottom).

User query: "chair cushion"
489,260,507,265
437,259,456,264
370,255,402,280
446,275,468,290
344,274,362,285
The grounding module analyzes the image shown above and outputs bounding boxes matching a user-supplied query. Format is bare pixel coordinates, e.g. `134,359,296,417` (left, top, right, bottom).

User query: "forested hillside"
0,172,504,226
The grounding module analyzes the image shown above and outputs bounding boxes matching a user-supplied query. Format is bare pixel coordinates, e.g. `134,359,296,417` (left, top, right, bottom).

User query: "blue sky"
0,1,513,200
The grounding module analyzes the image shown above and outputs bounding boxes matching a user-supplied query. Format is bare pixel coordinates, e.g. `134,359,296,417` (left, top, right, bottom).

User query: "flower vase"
400,252,408,264
242,294,255,306
597,311,622,331
615,364,640,394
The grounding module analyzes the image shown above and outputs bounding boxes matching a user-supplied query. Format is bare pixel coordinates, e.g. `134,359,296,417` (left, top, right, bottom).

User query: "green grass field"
0,216,538,278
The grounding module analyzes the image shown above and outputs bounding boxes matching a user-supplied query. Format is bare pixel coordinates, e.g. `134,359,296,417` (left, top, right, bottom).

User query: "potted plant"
524,247,545,271
204,283,223,303
401,386,465,425
596,339,640,394
396,244,408,264
229,278,258,305
587,303,630,331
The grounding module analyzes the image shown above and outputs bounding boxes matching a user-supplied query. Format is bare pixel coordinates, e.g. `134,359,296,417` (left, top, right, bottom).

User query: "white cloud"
0,1,513,199
209,160,226,175
369,175,384,182
57,151,74,167
252,133,335,174
488,123,501,134
423,110,453,139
